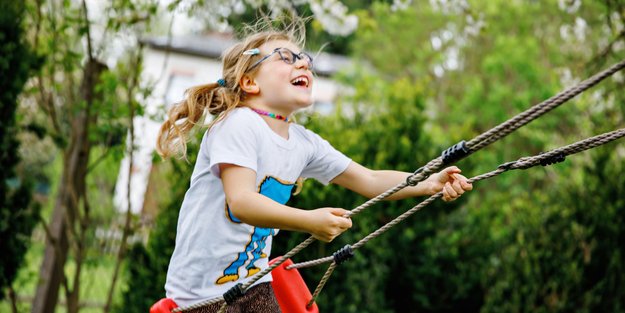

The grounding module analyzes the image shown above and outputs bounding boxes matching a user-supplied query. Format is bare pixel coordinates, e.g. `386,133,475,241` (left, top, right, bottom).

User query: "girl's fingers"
453,173,473,191
445,166,461,174
441,186,450,201
461,180,473,190
341,217,352,229
445,182,458,198
451,179,465,195
440,171,474,202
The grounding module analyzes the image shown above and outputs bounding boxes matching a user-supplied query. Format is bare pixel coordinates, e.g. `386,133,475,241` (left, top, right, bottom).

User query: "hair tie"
242,48,260,56
217,78,227,87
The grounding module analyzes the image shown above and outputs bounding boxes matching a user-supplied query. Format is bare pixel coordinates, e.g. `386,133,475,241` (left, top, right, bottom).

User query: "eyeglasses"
245,47,313,72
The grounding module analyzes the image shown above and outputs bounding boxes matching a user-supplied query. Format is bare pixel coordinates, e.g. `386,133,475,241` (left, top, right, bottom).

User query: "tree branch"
81,0,94,61
103,43,143,313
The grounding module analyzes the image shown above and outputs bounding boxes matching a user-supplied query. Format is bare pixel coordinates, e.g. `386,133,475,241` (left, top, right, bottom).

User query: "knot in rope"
406,167,427,186
223,283,245,305
333,245,354,265
441,140,470,165
539,153,566,166
498,153,566,171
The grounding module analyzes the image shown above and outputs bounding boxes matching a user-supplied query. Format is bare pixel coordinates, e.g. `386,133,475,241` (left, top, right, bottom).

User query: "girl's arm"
330,162,473,201
220,164,352,242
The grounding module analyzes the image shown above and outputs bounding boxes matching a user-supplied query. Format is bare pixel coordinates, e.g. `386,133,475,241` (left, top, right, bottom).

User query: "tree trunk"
8,286,18,313
32,59,107,313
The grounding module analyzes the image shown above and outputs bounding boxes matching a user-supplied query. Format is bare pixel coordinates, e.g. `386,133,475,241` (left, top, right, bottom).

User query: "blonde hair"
156,19,306,159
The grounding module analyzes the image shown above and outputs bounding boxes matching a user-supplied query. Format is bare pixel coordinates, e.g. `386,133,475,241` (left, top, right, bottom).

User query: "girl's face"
249,40,314,114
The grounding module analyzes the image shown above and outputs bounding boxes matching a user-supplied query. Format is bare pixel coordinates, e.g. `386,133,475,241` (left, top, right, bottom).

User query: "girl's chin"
296,99,314,108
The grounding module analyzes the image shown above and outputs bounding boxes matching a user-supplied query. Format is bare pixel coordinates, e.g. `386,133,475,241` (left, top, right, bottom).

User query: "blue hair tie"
242,48,260,56
217,78,227,87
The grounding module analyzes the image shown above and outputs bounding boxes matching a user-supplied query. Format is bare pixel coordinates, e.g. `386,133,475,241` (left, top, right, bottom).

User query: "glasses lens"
301,52,313,67
277,48,294,64
276,48,314,68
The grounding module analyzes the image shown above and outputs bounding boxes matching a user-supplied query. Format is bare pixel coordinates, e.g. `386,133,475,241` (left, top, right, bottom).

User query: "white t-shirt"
165,107,351,307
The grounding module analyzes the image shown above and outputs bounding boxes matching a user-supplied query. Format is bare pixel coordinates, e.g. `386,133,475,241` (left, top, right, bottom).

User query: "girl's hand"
427,166,473,201
305,208,352,242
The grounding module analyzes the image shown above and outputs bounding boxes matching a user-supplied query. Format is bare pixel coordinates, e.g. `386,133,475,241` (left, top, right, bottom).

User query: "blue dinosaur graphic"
216,176,294,284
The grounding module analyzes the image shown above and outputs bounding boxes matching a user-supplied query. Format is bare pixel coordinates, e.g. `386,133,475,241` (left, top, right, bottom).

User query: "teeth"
291,77,308,87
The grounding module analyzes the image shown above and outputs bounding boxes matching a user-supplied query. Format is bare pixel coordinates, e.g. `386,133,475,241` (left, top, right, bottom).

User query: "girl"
156,26,473,313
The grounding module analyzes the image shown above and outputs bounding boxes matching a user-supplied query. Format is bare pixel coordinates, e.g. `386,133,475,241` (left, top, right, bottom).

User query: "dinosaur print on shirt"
216,176,294,284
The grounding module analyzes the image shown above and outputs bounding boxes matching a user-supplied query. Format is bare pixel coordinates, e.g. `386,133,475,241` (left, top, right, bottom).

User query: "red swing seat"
150,257,317,313
269,257,319,313
150,297,178,313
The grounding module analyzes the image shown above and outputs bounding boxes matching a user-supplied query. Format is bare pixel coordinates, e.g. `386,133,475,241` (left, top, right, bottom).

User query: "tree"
22,1,158,312
481,148,625,313
0,2,41,312
168,0,359,36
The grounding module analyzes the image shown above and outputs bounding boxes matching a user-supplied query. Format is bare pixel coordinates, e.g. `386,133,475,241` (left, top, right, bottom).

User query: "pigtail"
156,82,240,159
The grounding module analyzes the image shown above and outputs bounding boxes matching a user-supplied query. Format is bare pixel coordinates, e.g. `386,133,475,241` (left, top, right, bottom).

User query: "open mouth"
290,76,309,88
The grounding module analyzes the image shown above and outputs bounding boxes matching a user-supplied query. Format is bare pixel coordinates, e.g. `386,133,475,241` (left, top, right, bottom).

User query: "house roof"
141,34,351,77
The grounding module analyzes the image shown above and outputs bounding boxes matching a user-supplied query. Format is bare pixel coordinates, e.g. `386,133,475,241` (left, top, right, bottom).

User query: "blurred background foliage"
3,0,625,312
0,1,41,305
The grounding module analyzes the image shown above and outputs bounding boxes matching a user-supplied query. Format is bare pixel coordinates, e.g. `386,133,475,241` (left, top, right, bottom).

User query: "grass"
1,238,128,313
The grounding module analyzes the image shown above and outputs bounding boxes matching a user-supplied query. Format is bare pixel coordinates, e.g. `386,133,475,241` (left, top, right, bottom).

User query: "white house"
113,32,352,221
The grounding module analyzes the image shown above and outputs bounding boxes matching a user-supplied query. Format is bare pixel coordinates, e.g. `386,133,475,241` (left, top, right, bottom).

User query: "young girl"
156,26,473,313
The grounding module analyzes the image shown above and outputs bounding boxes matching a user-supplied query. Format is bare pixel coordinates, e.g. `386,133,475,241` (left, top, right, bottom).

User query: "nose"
294,56,311,70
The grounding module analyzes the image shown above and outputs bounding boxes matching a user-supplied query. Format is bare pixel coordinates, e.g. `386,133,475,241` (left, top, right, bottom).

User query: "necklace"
250,108,289,122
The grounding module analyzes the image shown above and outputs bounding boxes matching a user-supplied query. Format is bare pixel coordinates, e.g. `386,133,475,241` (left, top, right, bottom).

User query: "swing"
149,257,317,313
269,257,319,313
150,297,178,313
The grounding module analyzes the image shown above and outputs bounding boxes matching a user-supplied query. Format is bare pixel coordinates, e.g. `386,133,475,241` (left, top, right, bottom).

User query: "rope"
171,59,625,312
307,262,339,307
297,127,625,304
465,59,625,153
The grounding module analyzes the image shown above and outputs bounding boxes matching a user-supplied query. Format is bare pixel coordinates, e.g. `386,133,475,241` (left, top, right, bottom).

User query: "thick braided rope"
287,255,335,269
171,295,222,312
307,262,339,307
171,60,624,312
293,127,625,274
404,61,625,185
508,128,625,169
345,181,410,217
466,59,625,152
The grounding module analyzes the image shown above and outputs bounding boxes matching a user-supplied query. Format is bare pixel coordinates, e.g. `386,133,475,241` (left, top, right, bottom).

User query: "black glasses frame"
246,47,313,72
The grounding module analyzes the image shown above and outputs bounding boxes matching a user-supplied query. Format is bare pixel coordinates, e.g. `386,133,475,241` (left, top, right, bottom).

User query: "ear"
240,74,260,95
